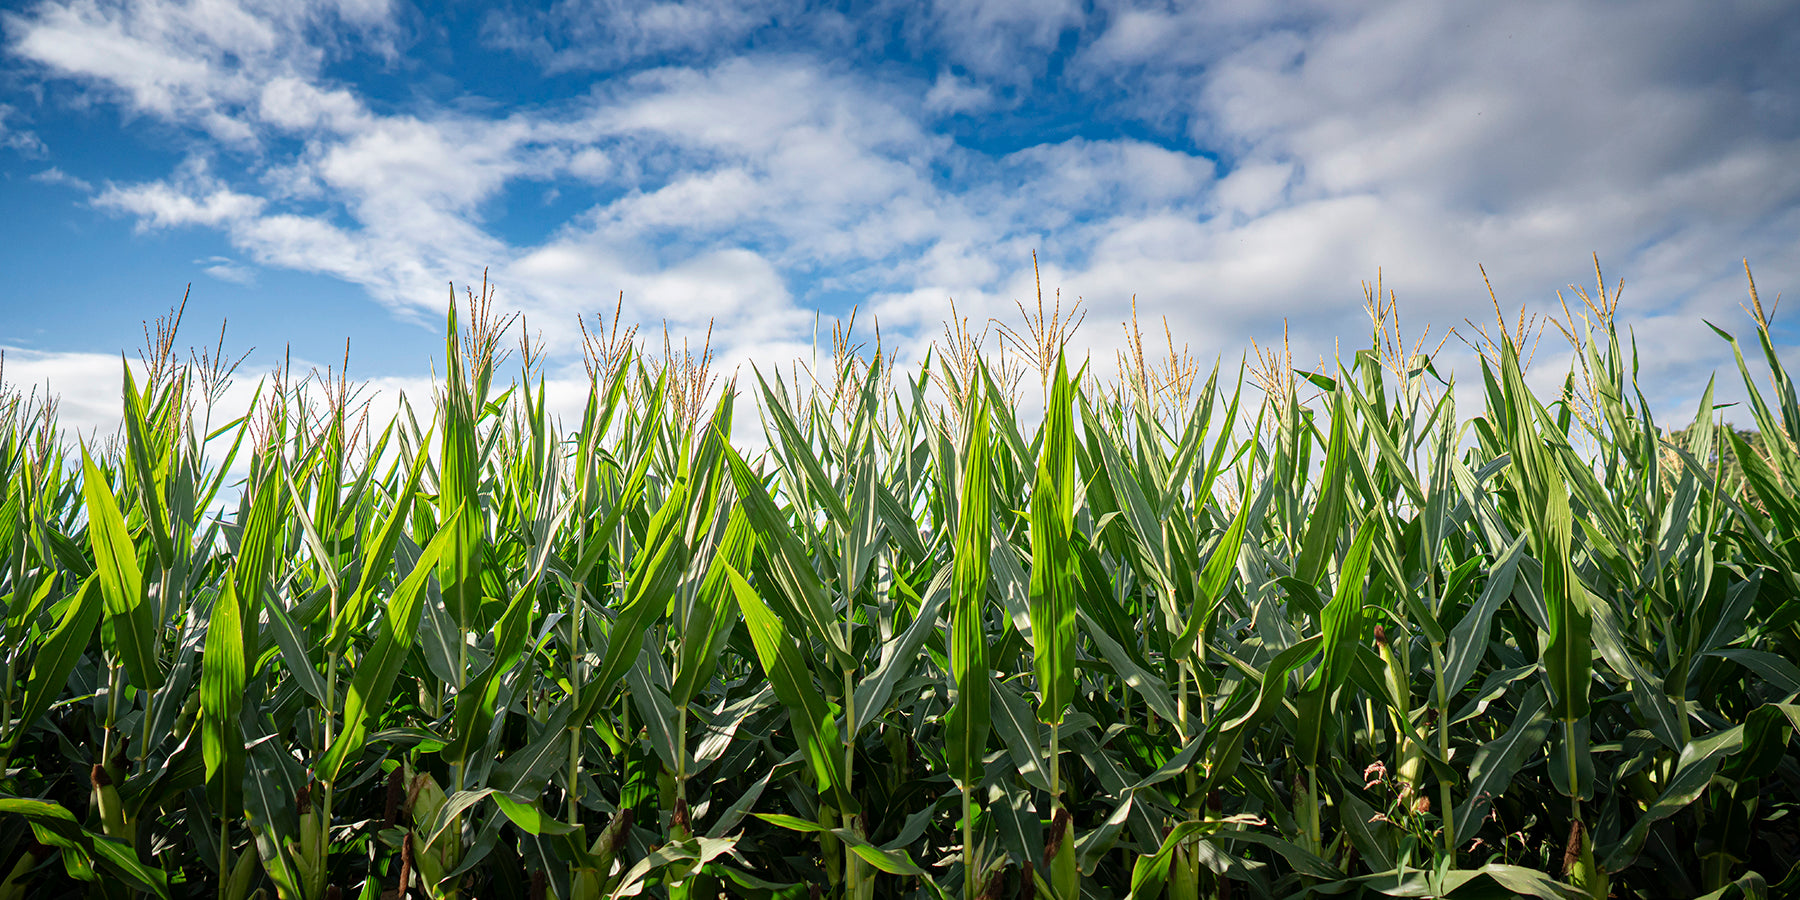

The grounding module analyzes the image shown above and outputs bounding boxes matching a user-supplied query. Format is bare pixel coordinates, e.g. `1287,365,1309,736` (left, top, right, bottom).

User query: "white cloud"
1211,161,1291,220
0,343,448,505
6,0,396,142
257,76,365,133
198,255,255,284
5,0,1797,428
918,0,1084,84
481,0,797,72
923,71,993,115
93,159,266,229
31,165,91,191
1151,1,1800,397
0,103,46,155
93,179,263,229
1,347,119,443
1001,138,1215,217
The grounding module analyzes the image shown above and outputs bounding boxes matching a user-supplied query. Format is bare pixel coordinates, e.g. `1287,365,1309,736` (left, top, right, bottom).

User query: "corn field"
2,267,1799,900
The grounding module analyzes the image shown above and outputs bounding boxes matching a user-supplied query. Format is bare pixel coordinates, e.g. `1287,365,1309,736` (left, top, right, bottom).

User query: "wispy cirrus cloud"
198,255,255,284
0,102,46,154
31,165,88,190
480,0,802,72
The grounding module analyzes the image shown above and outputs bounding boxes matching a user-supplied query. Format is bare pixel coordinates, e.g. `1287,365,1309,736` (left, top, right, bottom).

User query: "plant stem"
676,702,688,801
569,583,585,827
218,817,230,900
144,565,171,765
962,786,976,900
843,667,861,899
1179,660,1200,821
1564,718,1580,828
1307,762,1321,854
456,630,469,794
1430,641,1454,863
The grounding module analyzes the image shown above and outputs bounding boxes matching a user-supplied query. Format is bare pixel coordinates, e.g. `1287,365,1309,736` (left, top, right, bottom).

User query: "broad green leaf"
119,363,174,568
492,792,576,836
590,485,691,694
1174,489,1252,660
1294,391,1351,586
9,576,104,750
725,564,855,813
673,506,754,709
948,391,992,788
1440,534,1527,699
1029,353,1079,724
1305,518,1376,696
720,439,854,671
988,674,1051,793
1078,607,1178,726
200,578,246,793
81,445,161,690
852,567,950,735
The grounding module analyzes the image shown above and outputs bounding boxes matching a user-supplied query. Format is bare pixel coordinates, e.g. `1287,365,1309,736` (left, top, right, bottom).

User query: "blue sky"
2,0,1798,435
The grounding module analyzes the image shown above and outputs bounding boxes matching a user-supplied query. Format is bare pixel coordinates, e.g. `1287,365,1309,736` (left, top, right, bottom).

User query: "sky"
1,0,1798,439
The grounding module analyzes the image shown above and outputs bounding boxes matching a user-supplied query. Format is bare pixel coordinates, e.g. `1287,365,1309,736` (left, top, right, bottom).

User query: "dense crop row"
2,268,1798,899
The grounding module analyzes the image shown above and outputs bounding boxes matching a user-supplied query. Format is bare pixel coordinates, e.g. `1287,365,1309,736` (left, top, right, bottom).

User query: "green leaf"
119,363,174,568
948,391,993,788
989,673,1052,793
328,443,429,650
852,567,949,735
721,439,854,672
443,556,553,766
81,444,162,690
1219,635,1322,732
673,507,755,709
754,370,852,530
231,462,286,621
590,485,691,694
1603,724,1749,872
1498,344,1591,722
200,578,247,797
317,520,458,784
1078,607,1178,726
1174,490,1251,660
1029,353,1079,724
437,326,487,630
751,814,932,878
488,704,574,796
492,792,576,836
1128,819,1262,900
265,599,327,705
1294,391,1351,586
1305,518,1376,696
1708,648,1800,694
1589,599,1682,750
9,576,104,750
1454,683,1554,841
1440,534,1527,700
725,564,854,813
0,796,169,898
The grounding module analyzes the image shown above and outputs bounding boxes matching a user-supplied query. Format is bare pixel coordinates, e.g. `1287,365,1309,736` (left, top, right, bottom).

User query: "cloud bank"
3,0,1798,432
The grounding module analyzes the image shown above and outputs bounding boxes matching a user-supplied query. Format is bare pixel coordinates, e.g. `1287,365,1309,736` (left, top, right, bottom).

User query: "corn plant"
2,265,1798,900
